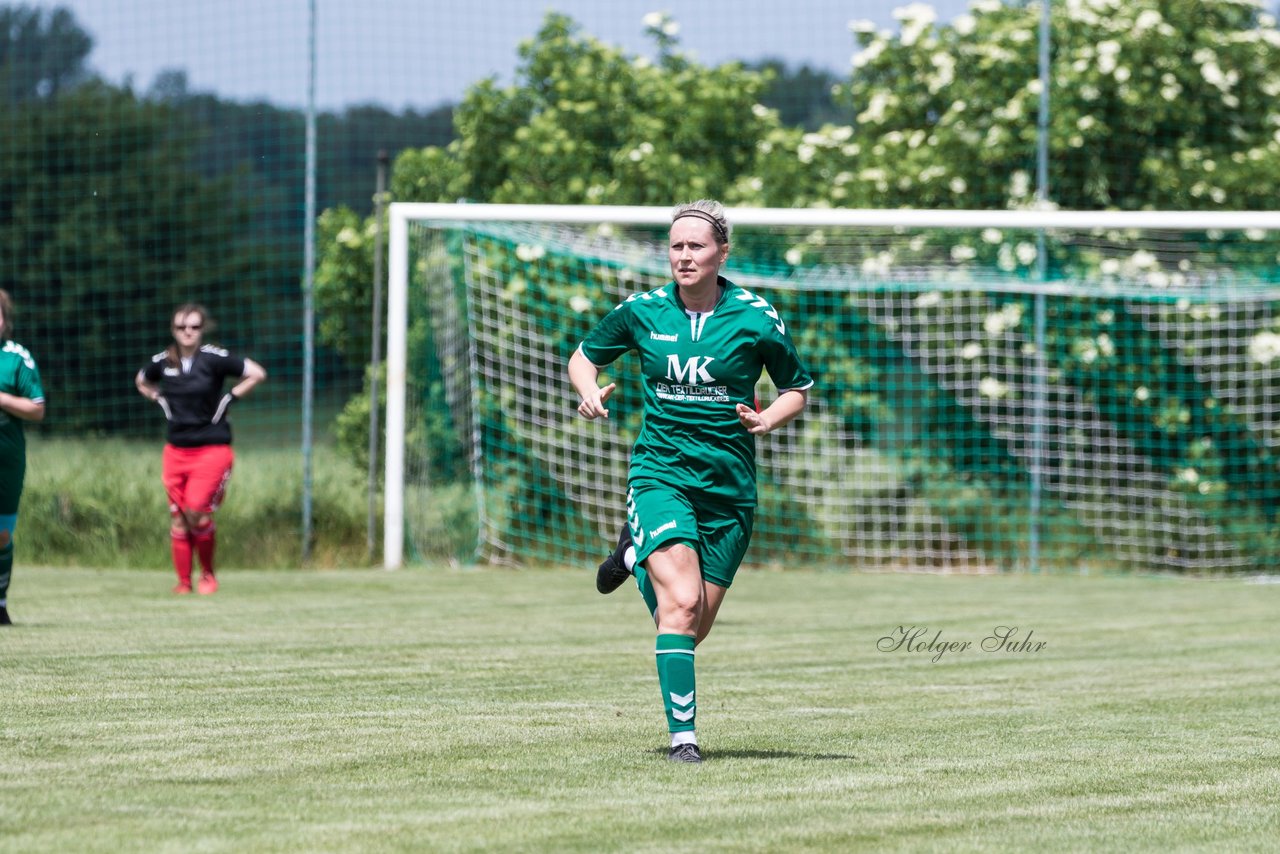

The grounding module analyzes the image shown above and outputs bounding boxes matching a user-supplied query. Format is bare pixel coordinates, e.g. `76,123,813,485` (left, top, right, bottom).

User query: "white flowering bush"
714,0,1280,283
829,0,1280,213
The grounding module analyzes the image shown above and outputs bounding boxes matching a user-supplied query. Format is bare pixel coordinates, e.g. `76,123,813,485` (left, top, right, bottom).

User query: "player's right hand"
577,382,615,420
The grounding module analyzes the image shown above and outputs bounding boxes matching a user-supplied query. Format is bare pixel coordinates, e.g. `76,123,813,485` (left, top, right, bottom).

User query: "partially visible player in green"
568,200,813,763
0,290,47,626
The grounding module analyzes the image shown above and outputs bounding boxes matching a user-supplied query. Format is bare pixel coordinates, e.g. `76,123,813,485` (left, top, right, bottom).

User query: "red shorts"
162,444,234,516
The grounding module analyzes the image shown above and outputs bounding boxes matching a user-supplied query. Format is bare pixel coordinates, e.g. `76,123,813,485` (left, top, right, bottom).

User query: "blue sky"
53,0,970,110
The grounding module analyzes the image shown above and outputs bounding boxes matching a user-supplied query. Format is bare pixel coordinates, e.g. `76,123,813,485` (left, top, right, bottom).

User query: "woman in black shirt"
136,304,266,594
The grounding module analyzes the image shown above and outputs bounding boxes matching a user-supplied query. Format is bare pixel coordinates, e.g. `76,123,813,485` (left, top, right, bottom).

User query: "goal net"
386,204,1280,574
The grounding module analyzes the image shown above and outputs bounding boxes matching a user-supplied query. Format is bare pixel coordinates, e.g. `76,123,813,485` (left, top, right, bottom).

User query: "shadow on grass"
651,748,856,761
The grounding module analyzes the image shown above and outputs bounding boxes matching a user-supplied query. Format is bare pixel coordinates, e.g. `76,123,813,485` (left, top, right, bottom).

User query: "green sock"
656,633,696,735
634,563,658,620
0,541,12,602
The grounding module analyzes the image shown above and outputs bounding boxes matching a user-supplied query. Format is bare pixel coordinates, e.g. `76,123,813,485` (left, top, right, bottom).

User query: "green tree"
147,70,454,219
748,60,846,130
322,10,790,368
320,104,454,215
388,12,782,207
138,70,455,397
0,82,255,433
0,4,91,104
313,206,375,363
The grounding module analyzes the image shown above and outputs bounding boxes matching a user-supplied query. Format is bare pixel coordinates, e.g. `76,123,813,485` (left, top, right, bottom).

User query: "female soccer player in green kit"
0,290,46,626
568,200,813,762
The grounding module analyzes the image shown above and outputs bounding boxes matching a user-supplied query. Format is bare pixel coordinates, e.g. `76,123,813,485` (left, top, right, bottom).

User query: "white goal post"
384,203,1280,570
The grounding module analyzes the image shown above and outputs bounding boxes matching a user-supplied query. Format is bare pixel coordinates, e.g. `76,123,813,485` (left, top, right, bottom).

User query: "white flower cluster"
1074,333,1115,365
929,51,956,93
858,91,896,125
641,12,679,37
797,126,858,164
1096,250,1196,288
978,377,1009,399
983,303,1024,336
894,3,937,47
628,142,654,162
1194,48,1239,96
515,244,546,263
860,250,897,276
1132,8,1166,33
1248,331,1280,365
1008,170,1031,200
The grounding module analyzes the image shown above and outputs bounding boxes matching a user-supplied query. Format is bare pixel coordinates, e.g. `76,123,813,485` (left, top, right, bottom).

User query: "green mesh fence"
2,0,1279,567
405,217,1280,573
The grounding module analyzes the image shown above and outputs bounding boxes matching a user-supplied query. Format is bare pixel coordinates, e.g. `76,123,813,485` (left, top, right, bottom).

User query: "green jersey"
0,339,44,511
580,276,813,506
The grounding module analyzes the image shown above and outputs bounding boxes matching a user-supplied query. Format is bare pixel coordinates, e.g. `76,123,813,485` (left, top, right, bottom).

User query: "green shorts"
626,479,755,588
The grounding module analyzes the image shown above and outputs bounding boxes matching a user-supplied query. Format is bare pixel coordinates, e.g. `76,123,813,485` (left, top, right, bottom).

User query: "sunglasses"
174,324,203,331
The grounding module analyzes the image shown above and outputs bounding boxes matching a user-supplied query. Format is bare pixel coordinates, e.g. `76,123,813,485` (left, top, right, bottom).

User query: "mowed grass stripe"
2,567,1278,852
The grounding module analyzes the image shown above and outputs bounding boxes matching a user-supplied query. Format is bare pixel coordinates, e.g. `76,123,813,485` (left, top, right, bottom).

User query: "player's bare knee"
662,596,702,632
675,595,703,619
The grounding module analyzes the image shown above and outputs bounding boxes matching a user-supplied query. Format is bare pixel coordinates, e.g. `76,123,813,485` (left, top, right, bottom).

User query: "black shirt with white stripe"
141,345,247,447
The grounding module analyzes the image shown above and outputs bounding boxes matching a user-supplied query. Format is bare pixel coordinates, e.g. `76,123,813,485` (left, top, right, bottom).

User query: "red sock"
171,530,193,585
192,522,217,577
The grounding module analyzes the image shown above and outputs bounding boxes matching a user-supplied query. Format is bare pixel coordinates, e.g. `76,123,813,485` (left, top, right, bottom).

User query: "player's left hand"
577,382,615,420
736,403,771,435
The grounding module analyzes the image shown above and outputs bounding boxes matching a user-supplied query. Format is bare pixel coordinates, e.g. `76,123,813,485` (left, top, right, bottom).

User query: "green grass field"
4,566,1279,852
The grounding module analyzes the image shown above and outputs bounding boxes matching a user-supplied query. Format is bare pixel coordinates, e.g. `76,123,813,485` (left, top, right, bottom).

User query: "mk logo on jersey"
665,355,716,385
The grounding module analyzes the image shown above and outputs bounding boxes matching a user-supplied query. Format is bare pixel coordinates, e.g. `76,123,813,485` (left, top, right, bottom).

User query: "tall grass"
21,438,474,569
